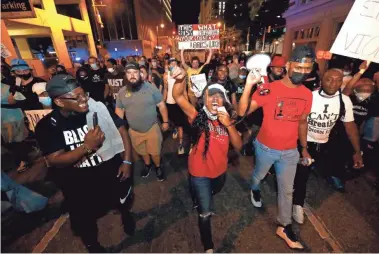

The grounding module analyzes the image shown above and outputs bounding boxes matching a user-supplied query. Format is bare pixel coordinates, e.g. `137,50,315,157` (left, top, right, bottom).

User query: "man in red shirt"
239,45,315,250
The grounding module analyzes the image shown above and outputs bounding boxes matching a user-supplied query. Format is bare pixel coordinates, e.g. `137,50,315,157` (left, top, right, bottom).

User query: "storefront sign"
1,0,36,19
330,0,379,63
178,24,220,50
24,109,52,132
1,44,12,58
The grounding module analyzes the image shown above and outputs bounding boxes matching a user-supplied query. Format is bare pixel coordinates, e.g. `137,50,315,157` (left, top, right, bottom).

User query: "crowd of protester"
1,45,379,252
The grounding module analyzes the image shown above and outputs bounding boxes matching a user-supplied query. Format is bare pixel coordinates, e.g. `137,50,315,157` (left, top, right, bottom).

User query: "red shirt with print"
252,80,312,150
188,113,230,178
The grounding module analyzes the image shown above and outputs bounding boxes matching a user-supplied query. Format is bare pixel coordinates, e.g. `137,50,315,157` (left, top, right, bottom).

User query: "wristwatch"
82,144,93,155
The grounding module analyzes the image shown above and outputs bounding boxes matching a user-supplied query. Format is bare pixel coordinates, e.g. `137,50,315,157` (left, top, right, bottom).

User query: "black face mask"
289,72,309,85
271,73,282,80
18,73,32,80
79,75,88,80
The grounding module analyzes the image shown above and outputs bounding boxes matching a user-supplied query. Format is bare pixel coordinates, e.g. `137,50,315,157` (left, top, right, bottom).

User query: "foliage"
248,0,265,20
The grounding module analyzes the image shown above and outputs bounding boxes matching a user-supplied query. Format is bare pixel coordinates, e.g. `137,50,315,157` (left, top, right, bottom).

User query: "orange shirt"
252,80,312,150
188,113,230,178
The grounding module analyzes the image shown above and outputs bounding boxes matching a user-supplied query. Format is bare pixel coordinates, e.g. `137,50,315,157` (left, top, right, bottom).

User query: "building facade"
282,0,354,72
1,0,97,75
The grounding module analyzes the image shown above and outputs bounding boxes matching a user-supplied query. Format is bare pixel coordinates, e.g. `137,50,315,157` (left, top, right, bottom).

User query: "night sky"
172,0,201,25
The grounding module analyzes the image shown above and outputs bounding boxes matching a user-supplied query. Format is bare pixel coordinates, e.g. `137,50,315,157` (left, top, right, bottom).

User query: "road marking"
32,213,69,253
304,203,343,253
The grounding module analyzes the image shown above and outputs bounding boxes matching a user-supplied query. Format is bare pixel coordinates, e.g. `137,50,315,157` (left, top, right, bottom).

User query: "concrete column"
1,20,18,64
315,14,333,74
282,29,293,61
13,37,34,59
79,0,97,57
50,28,72,69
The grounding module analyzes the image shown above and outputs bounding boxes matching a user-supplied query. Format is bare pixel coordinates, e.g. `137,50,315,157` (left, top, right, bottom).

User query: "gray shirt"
116,82,162,133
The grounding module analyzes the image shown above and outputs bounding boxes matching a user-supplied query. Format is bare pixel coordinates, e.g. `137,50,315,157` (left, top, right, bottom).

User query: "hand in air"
171,67,186,80
246,69,262,86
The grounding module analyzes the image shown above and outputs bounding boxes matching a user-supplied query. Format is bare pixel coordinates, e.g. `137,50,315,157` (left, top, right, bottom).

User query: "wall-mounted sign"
1,0,36,19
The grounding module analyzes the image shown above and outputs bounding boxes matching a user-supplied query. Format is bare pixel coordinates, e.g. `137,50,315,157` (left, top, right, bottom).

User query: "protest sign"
1,44,12,58
330,0,379,63
190,73,207,97
24,110,52,132
178,24,220,50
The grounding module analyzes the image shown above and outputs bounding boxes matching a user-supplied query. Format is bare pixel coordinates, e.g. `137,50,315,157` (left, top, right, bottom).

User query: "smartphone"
93,112,98,127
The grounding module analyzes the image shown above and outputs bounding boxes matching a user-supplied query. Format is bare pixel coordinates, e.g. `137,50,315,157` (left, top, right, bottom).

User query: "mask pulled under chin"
203,106,218,121
354,90,371,102
289,72,309,85
107,68,115,73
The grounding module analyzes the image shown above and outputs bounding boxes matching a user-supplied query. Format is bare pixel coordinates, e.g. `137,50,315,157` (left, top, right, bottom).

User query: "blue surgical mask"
39,97,52,107
239,75,246,79
90,63,99,70
139,61,145,66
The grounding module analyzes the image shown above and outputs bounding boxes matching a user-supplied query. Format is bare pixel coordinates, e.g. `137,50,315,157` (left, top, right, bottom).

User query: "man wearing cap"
268,56,286,82
239,45,315,249
9,59,46,110
115,62,169,181
232,66,248,102
35,74,135,252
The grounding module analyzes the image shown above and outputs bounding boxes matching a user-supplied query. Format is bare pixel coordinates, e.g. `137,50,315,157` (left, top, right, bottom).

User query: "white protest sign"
190,73,208,97
24,109,52,132
178,24,220,50
330,0,379,63
1,44,12,58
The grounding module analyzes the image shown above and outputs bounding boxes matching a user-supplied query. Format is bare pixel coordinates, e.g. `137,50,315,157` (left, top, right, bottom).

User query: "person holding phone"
171,67,242,253
35,74,134,252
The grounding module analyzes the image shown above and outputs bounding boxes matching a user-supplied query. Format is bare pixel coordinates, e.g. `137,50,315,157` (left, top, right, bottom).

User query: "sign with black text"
330,0,379,63
178,24,220,50
25,110,52,132
1,0,36,19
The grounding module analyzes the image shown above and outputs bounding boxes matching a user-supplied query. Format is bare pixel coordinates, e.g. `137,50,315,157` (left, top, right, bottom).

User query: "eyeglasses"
59,92,89,102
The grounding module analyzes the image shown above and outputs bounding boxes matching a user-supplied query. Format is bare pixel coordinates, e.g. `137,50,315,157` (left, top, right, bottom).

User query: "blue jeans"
189,173,226,250
252,139,299,226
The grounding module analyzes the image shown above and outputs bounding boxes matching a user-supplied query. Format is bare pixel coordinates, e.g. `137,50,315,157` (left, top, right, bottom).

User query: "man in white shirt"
292,68,363,224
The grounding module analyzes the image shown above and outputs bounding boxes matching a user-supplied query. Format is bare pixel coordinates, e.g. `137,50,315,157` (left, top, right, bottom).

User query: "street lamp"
160,23,165,28
156,23,165,53
217,22,222,28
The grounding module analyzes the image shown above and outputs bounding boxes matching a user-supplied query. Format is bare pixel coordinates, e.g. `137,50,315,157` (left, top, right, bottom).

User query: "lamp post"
156,23,165,50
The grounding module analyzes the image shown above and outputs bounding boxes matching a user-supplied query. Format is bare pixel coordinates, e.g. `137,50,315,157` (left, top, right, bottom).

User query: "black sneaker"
122,212,136,236
250,190,262,208
276,224,304,249
141,164,152,178
155,166,164,181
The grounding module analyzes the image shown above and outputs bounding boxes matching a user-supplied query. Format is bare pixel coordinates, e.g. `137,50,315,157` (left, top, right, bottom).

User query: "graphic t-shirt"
188,112,229,178
14,77,45,110
105,71,125,101
307,90,354,143
217,79,237,103
232,77,246,102
116,82,162,133
84,69,106,102
35,108,124,168
252,80,312,150
349,94,371,126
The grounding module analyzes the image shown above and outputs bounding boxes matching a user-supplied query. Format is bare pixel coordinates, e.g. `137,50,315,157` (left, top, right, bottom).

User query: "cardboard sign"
1,44,12,58
1,0,36,19
24,110,52,132
178,24,220,50
330,0,379,63
190,73,207,97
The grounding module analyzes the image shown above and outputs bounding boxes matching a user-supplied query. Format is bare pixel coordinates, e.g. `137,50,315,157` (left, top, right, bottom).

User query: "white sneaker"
292,205,304,224
178,144,185,155
250,190,262,208
205,249,213,253
172,128,178,139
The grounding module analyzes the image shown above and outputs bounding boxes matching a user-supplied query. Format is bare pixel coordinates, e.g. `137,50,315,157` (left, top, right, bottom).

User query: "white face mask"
152,62,157,67
90,63,99,70
107,67,115,73
354,90,371,102
343,71,351,76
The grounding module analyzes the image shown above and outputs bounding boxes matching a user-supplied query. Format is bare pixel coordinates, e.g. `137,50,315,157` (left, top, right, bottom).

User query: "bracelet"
123,160,132,165
163,122,169,124
82,144,93,155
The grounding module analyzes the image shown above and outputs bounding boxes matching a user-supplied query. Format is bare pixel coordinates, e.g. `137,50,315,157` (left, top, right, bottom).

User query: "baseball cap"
207,84,231,104
46,74,78,98
290,45,316,63
270,56,286,67
125,62,139,71
168,57,178,64
11,59,31,72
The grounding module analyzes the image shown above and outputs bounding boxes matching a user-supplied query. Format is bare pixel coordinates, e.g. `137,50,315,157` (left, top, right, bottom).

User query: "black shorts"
167,103,186,127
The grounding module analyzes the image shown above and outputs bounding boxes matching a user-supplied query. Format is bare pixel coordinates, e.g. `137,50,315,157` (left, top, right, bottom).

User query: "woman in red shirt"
172,67,242,253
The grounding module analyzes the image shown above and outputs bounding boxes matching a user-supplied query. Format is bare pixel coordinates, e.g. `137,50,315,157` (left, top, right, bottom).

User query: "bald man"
292,68,363,224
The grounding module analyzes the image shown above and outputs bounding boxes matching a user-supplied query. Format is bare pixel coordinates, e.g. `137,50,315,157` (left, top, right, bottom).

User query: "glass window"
294,31,299,40
300,29,305,39
315,26,320,37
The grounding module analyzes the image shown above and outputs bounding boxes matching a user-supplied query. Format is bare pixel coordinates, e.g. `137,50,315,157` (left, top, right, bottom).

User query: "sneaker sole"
250,194,262,208
276,228,304,250
157,178,164,182
141,168,152,178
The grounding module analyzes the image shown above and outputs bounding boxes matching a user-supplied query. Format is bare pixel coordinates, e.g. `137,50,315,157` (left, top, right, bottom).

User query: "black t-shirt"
368,92,379,117
151,72,162,89
350,94,371,126
83,69,107,102
35,108,124,169
232,77,246,102
104,71,125,101
216,79,237,103
14,77,45,110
